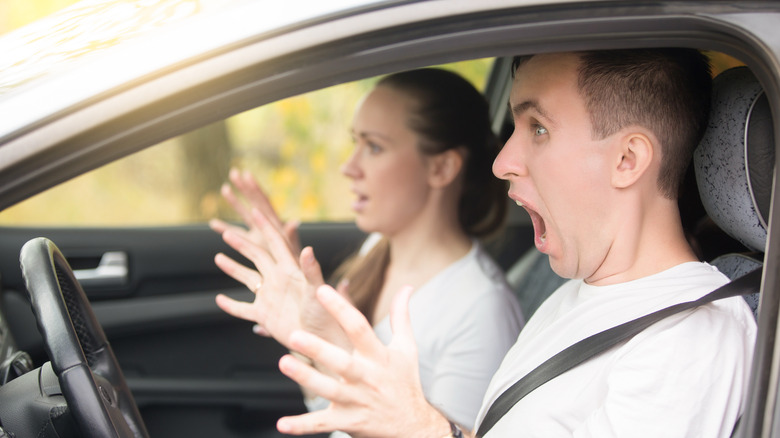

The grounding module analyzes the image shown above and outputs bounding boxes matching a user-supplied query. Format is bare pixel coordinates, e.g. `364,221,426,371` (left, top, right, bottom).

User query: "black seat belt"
476,267,762,437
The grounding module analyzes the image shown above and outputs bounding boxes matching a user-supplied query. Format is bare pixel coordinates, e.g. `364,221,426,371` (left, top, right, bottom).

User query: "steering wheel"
19,237,149,438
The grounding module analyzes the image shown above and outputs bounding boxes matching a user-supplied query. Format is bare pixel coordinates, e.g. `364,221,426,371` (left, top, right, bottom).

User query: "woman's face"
342,85,434,236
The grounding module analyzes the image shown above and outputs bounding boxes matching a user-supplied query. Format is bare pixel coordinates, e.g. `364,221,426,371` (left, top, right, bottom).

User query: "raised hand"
275,285,454,438
214,207,349,351
210,167,301,256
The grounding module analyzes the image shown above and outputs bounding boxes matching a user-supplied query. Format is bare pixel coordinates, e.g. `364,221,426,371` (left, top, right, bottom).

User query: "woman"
211,68,523,430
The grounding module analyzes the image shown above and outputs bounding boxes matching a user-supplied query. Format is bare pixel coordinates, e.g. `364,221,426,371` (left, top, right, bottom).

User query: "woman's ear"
428,148,464,188
611,132,654,189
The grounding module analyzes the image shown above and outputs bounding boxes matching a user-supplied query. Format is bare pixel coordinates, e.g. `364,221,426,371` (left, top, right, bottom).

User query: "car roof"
0,0,572,141
0,0,396,136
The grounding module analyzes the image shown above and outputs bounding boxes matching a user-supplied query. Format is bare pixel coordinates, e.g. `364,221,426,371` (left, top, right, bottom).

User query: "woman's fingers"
214,253,263,288
233,169,285,229
215,293,263,323
208,218,229,234
335,279,350,298
283,219,302,255
252,324,271,337
221,180,253,226
224,168,281,232
209,218,247,238
300,247,325,288
315,285,386,360
221,168,301,255
221,228,279,276
227,170,255,221
251,208,299,267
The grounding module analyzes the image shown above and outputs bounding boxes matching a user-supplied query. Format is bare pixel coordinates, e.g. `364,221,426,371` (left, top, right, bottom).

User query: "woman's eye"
534,124,548,136
368,142,382,154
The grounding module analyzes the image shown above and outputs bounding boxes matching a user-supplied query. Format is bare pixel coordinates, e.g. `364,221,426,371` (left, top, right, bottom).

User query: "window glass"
0,58,494,226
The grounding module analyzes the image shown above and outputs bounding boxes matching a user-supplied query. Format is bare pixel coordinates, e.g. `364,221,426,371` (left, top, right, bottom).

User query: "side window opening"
0,58,493,227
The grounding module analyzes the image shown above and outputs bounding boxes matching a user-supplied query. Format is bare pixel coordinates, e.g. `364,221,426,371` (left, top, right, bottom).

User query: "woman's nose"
341,147,362,179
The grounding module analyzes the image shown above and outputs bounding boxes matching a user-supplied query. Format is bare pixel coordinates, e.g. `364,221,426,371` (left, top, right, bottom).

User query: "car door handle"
73,251,129,287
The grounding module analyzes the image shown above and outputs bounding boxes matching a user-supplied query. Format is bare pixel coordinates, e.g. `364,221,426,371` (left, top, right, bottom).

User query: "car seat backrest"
506,247,566,319
693,66,774,318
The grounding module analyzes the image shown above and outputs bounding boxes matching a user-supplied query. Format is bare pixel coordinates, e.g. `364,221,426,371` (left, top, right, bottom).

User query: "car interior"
0,44,770,436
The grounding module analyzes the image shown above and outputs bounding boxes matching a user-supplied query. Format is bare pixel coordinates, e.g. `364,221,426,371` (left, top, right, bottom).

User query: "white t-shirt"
308,238,524,432
476,262,756,438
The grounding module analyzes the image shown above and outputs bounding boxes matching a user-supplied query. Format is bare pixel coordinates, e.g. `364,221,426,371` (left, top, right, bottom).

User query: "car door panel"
0,223,365,437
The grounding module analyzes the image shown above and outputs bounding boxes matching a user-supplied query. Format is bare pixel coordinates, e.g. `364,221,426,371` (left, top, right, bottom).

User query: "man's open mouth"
516,200,547,248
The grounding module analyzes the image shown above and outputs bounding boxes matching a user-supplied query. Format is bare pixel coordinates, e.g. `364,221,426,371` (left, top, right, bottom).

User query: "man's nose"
492,130,528,180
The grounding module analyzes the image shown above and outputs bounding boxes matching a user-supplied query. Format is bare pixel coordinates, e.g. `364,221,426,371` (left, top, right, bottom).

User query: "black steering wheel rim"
19,237,148,438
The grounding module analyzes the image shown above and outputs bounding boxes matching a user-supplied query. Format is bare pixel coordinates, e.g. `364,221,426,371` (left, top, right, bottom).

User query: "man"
271,49,757,437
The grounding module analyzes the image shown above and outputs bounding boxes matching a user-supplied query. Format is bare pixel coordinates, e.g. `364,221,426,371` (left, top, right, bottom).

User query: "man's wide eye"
534,125,548,136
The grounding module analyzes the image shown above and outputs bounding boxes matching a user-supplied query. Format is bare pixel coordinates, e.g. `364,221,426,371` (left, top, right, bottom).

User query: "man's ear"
611,132,654,189
428,148,464,188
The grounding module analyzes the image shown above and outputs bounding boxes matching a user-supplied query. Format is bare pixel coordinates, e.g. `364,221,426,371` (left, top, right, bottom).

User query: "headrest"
694,66,774,253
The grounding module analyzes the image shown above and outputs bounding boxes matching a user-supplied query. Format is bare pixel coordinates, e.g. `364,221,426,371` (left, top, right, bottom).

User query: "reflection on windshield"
0,0,205,95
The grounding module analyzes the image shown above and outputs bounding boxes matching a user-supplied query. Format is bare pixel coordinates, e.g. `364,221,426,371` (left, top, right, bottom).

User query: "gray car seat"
694,66,773,319
506,247,565,319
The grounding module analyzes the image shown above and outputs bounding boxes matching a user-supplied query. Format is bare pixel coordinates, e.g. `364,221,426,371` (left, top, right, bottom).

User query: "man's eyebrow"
509,100,557,128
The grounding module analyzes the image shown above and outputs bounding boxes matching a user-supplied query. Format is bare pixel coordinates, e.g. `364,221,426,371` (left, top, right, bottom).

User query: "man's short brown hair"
513,49,712,199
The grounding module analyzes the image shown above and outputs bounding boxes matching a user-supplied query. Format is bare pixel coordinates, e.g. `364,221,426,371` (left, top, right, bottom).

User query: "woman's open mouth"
352,192,368,213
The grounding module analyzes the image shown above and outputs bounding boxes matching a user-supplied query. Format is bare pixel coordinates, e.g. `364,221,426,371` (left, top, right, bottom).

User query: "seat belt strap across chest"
475,268,762,438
